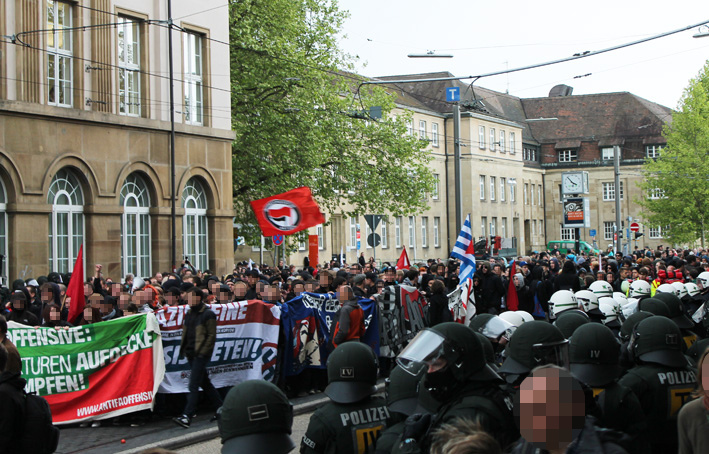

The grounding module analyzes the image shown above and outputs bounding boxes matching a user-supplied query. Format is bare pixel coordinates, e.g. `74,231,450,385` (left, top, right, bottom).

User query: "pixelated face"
516,367,586,451
50,306,61,321
119,294,131,309
305,282,317,293
233,282,247,299
165,294,179,306
83,306,94,322
294,283,305,296
41,289,53,303
186,292,201,307
319,273,331,286
702,359,709,393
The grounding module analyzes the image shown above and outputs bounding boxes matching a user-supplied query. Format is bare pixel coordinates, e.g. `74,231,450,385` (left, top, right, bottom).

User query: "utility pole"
453,104,462,238
167,0,177,272
614,145,622,254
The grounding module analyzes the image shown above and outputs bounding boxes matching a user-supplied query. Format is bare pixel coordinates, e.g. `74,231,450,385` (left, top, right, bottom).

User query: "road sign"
630,222,640,232
367,233,381,248
589,229,596,237
364,215,383,232
446,87,460,102
272,234,284,246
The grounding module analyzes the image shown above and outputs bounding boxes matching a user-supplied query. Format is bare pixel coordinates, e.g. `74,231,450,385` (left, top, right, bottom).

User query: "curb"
114,381,385,453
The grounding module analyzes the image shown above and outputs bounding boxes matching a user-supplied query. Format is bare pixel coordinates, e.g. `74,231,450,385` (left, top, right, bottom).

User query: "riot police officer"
301,342,389,454
618,316,697,453
375,365,426,454
393,322,519,453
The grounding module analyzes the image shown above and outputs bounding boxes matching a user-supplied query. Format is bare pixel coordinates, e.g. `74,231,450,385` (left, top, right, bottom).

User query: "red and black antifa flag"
250,187,325,236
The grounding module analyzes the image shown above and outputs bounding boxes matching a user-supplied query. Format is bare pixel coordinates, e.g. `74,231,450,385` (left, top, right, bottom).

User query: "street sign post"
272,234,284,246
630,222,640,232
446,87,460,102
589,229,596,238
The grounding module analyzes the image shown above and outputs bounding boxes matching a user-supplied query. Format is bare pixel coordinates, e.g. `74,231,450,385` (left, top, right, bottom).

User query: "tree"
639,60,709,247
229,0,433,246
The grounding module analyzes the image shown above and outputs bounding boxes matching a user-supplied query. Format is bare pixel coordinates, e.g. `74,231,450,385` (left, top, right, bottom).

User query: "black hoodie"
0,371,27,452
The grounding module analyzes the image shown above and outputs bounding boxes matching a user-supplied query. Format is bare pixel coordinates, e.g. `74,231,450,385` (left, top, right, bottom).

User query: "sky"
336,0,709,109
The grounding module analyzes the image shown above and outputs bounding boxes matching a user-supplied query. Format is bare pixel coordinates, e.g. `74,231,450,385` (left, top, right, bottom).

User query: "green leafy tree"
229,0,433,246
639,61,709,247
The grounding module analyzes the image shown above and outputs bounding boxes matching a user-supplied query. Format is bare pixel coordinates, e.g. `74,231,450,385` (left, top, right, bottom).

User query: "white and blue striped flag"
451,214,477,282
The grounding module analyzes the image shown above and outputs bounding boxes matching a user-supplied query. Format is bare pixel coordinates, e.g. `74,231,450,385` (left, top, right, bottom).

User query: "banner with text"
156,301,281,393
8,314,165,425
377,285,428,358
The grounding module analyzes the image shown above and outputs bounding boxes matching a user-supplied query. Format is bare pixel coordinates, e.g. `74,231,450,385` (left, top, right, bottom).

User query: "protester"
0,343,24,452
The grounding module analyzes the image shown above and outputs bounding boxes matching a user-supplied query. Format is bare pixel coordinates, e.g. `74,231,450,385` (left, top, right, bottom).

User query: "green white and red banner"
8,314,164,425
156,300,281,393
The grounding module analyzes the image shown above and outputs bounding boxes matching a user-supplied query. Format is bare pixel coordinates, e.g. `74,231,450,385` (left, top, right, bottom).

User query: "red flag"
250,187,325,236
65,245,85,324
465,237,475,255
506,260,519,311
396,246,411,270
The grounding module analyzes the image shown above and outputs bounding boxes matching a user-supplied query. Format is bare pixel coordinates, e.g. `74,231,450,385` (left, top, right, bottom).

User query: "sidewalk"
55,381,385,454
55,391,329,454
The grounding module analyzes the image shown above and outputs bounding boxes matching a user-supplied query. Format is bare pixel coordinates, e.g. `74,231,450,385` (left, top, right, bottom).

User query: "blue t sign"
446,87,460,102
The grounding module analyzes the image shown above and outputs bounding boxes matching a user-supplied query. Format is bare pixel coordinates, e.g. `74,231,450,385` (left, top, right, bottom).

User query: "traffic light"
634,232,644,239
618,231,623,239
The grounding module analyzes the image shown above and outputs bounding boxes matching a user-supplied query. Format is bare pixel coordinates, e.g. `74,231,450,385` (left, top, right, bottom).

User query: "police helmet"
553,310,590,339
575,290,602,316
589,280,614,298
218,380,294,454
468,314,496,334
655,283,679,297
325,342,378,404
612,292,629,307
630,316,686,368
598,297,622,328
498,311,525,328
386,365,425,416
621,297,639,319
697,271,709,291
685,282,700,297
474,332,498,371
397,322,500,383
628,280,651,298
620,311,654,342
637,297,670,318
671,282,688,299
469,315,516,342
517,311,535,323
654,292,694,330
498,321,568,381
569,323,622,388
549,290,579,319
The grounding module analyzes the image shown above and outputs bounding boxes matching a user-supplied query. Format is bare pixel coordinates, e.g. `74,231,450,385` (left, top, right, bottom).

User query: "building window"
603,222,615,240
539,220,543,235
646,145,664,158
48,169,84,273
407,120,413,136
432,174,440,200
433,217,440,248
650,226,668,239
381,220,388,249
501,218,507,237
649,187,665,199
499,130,506,153
479,126,486,149
500,178,506,202
509,132,516,154
408,216,415,248
537,185,542,206
419,120,427,139
118,17,141,116
120,174,151,279
349,217,357,249
481,217,487,238
182,178,208,271
184,32,204,125
0,180,5,280
395,217,401,248
490,176,496,201
47,1,73,107
560,227,576,241
317,224,324,250
601,147,615,161
491,218,497,236
298,239,306,251
524,183,529,205
432,123,439,147
480,175,486,200
602,182,624,201
510,184,516,203
421,217,428,248
524,147,537,162
489,128,496,151
558,149,577,162
530,184,535,205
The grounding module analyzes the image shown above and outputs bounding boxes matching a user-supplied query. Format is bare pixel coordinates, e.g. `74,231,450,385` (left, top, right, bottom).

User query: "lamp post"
693,25,709,38
508,178,517,254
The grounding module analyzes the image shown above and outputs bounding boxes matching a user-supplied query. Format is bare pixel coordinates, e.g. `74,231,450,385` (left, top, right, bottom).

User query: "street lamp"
508,178,517,253
407,50,453,58
693,25,709,38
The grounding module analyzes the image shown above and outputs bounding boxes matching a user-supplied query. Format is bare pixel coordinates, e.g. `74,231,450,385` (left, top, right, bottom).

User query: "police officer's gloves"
399,413,432,453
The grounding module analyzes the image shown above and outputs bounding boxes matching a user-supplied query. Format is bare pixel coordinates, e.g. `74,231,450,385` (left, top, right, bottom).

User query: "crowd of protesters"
3,244,709,453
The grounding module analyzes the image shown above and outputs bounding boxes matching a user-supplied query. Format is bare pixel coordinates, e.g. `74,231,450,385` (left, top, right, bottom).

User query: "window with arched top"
48,169,84,273
121,174,151,278
182,177,208,271
0,177,7,281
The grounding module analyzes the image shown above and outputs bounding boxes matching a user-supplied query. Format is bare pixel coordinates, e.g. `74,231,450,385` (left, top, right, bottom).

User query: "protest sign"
377,285,427,358
8,313,164,425
156,300,281,393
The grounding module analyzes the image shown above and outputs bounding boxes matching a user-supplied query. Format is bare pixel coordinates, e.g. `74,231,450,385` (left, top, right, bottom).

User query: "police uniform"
618,317,697,454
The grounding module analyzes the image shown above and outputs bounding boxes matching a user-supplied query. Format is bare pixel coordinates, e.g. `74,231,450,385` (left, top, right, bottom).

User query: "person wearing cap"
351,274,368,298
618,316,697,453
173,287,223,428
301,342,388,454
394,322,519,453
218,380,294,454
654,292,702,350
569,323,645,449
244,270,260,299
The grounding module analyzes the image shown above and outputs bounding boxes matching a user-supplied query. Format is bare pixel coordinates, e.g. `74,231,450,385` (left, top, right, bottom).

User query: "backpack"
20,391,60,454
